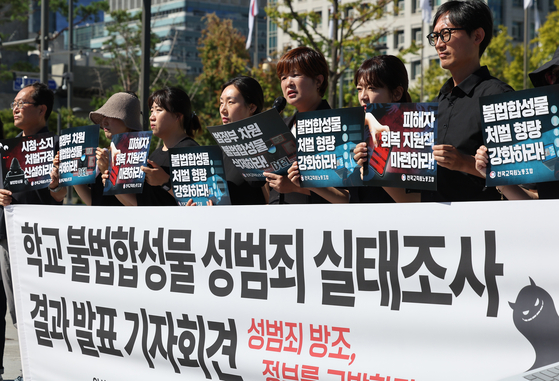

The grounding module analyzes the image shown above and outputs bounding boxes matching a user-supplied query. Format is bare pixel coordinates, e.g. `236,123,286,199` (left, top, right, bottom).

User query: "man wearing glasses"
421,0,514,202
0,82,62,380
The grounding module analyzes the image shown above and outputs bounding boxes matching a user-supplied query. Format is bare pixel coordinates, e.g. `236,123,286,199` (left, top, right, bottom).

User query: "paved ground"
3,313,22,381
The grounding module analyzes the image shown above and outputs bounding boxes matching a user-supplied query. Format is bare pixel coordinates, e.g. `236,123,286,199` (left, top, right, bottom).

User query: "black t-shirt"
91,173,123,206
136,136,199,206
421,66,514,202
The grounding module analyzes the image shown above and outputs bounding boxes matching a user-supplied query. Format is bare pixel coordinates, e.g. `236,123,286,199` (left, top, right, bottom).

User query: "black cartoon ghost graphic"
509,278,559,370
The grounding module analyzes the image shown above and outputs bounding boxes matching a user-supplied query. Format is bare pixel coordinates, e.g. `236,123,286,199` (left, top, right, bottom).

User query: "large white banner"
5,201,559,381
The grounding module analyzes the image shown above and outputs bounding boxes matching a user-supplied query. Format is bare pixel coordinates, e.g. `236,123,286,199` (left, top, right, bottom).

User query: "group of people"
0,0,559,377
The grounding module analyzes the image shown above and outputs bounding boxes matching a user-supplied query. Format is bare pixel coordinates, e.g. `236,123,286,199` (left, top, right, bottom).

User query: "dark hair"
148,87,202,137
221,76,264,115
432,0,493,57
354,55,412,103
25,82,54,121
276,46,329,97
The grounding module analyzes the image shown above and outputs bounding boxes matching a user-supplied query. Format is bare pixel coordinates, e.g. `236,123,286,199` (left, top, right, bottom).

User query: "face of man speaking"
12,86,47,136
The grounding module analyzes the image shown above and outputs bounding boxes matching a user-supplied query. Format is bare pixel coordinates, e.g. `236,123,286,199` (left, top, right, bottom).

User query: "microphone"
272,96,287,113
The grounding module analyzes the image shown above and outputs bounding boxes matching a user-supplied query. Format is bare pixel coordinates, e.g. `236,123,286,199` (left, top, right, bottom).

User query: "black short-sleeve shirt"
421,66,514,202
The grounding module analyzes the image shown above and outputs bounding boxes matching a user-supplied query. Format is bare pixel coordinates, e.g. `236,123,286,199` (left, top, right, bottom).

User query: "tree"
266,0,418,107
188,13,251,144
50,0,109,40
409,60,447,102
480,26,513,83
91,10,174,101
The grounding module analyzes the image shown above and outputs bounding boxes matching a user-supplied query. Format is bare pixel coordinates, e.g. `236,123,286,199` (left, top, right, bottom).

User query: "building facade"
90,0,268,76
267,0,556,95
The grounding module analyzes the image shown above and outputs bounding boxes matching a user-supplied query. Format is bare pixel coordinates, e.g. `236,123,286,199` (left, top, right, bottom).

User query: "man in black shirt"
421,0,514,202
0,83,63,360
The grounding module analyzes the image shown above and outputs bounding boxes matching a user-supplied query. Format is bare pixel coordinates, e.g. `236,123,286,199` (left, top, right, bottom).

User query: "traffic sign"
13,77,57,92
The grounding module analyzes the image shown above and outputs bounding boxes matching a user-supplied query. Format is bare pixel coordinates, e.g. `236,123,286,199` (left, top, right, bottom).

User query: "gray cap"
89,92,142,131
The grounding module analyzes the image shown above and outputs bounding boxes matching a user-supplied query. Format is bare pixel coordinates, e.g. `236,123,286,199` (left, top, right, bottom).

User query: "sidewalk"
3,312,22,381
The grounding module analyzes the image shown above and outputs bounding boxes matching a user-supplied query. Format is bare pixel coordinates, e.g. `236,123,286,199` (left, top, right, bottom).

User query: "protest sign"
6,201,559,381
363,103,437,191
1,132,55,192
295,107,364,188
480,85,559,186
103,131,152,195
58,125,100,186
207,110,297,181
169,145,231,205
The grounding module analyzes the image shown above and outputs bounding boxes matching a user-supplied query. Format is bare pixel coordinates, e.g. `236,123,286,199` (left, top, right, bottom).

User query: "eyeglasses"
10,101,37,110
426,27,466,46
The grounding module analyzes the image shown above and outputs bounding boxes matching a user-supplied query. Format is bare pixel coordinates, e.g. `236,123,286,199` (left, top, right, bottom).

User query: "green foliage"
249,62,283,110
266,0,398,106
0,108,91,139
93,10,144,92
50,0,108,25
502,1,559,90
0,0,30,22
409,60,448,103
480,26,513,83
188,13,251,145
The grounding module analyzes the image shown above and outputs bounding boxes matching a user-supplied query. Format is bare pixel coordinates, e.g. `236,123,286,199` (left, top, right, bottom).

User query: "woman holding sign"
350,55,420,203
49,92,143,205
219,76,268,204
265,46,349,204
84,92,142,205
106,87,201,206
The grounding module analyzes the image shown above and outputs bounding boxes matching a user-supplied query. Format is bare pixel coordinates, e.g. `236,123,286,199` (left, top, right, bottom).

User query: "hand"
0,189,12,207
353,142,368,167
433,144,470,172
287,161,301,187
475,145,489,179
96,147,110,174
264,172,298,194
49,152,61,189
141,159,170,186
101,170,109,187
365,112,390,148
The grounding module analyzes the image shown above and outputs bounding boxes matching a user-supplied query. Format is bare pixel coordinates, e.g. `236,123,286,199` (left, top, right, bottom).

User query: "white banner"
5,201,559,381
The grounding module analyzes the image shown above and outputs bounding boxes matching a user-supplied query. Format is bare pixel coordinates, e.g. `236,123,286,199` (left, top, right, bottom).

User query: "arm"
48,152,67,202
433,144,481,177
0,189,12,207
264,171,311,196
142,159,174,197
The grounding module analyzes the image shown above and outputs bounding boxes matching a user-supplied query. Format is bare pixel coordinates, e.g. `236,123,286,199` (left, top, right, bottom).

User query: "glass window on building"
394,30,405,50
268,21,277,57
395,0,405,16
511,20,523,41
412,27,422,43
411,60,422,80
313,9,322,29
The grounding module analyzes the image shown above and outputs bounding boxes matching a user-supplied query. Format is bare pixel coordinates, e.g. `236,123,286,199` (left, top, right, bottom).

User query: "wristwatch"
161,179,172,192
